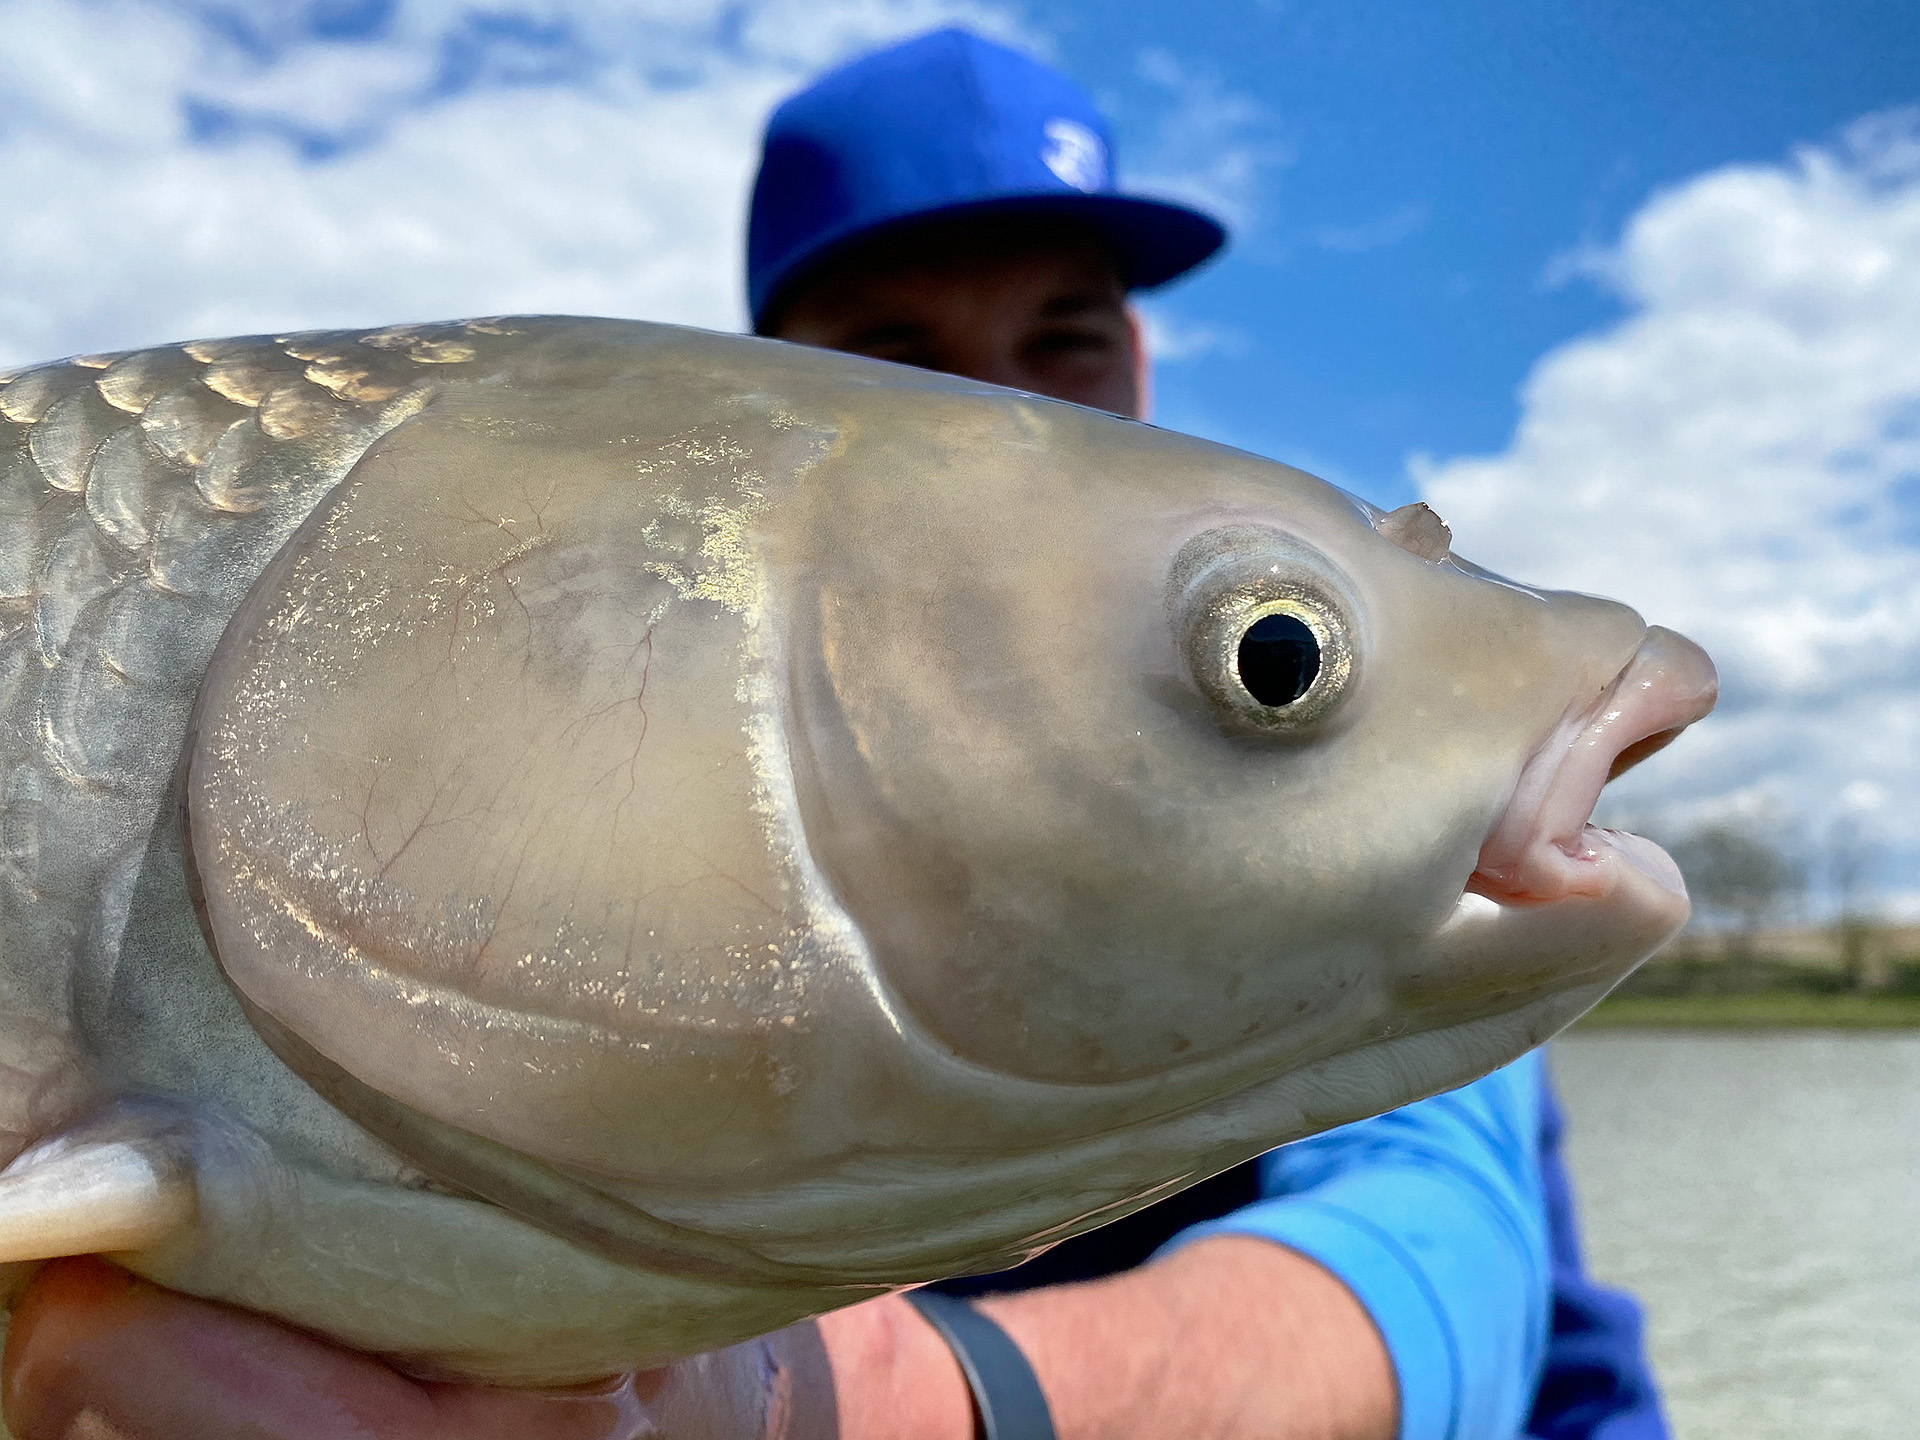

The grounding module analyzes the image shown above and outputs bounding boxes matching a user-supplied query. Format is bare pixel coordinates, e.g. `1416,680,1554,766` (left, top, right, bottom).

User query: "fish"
0,316,1717,1383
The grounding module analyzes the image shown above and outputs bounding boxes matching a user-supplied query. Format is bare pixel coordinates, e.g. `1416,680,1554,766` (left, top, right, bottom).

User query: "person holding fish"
0,28,1668,1440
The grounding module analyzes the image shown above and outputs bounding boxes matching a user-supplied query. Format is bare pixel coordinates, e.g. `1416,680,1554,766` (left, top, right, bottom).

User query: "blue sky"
3,0,1918,913
1070,0,1920,499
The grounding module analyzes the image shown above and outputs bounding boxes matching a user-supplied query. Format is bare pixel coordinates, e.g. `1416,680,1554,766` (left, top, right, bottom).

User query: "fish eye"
1169,526,1357,734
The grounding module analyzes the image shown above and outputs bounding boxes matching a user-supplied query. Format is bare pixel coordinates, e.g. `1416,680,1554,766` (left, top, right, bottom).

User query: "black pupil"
1237,613,1320,707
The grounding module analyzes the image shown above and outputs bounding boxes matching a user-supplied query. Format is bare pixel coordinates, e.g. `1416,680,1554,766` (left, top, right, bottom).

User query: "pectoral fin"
0,1137,196,1264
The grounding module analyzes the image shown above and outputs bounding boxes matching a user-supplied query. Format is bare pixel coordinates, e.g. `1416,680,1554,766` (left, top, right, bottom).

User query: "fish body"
0,318,1715,1381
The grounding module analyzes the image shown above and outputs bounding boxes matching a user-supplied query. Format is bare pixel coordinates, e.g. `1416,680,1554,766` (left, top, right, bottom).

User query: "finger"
0,1257,656,1440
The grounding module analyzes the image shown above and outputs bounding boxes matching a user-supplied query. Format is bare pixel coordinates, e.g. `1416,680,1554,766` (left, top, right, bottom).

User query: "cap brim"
754,193,1227,332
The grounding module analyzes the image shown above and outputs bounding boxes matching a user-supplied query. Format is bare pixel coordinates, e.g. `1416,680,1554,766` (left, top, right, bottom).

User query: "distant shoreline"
1575,928,1920,1029
1578,992,1920,1029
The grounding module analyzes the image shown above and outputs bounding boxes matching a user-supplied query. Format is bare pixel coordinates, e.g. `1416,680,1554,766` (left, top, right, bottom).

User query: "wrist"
973,1237,1397,1440
904,1289,1057,1440
816,1293,976,1440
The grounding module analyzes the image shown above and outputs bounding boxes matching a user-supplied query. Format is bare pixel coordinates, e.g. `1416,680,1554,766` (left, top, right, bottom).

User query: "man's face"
770,224,1145,419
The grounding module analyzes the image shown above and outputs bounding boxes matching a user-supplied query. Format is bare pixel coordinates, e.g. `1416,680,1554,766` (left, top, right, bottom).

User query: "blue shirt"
928,1050,1667,1440
1172,1052,1668,1440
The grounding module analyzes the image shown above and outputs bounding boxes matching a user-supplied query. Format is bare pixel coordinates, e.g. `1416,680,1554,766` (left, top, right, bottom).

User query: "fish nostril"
1237,613,1321,706
1377,502,1453,563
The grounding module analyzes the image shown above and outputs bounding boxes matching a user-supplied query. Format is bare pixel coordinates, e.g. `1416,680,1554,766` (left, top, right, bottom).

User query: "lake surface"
1555,1031,1920,1440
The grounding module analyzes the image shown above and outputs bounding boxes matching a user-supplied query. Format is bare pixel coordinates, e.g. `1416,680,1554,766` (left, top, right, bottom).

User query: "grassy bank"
1579,991,1920,1029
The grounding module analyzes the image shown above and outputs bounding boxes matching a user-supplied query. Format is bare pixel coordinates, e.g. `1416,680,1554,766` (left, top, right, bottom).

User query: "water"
1554,1031,1920,1440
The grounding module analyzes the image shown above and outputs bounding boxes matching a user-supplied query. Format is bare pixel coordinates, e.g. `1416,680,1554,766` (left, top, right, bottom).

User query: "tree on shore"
1827,817,1889,991
1669,824,1801,957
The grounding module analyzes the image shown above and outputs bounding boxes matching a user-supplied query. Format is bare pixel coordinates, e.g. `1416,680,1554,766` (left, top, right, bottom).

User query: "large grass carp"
0,317,1714,1381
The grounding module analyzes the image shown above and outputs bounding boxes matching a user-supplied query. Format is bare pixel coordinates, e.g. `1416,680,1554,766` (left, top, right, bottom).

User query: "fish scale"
0,321,486,1151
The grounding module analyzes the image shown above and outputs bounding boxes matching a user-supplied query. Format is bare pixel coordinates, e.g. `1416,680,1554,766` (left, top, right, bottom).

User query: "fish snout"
1467,626,1718,907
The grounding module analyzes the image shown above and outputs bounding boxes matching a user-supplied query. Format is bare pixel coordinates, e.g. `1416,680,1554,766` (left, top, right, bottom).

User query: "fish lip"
1467,626,1718,906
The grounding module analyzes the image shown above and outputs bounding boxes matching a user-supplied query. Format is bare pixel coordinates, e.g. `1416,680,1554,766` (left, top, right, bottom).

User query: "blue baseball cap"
746,28,1227,331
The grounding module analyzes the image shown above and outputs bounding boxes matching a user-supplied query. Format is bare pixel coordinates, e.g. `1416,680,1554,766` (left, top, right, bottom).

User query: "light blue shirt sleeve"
1164,1053,1552,1440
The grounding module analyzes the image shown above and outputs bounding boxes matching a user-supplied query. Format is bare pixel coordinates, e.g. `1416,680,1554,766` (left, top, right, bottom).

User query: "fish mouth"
1468,626,1718,906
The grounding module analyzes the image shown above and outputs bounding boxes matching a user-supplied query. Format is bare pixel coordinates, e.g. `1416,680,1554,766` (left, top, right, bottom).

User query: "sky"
3,0,1919,914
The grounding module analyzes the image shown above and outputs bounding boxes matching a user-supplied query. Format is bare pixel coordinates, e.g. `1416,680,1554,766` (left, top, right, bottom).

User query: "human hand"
0,1257,839,1440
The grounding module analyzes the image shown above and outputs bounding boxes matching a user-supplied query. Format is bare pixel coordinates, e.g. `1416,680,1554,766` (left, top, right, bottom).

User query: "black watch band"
903,1289,1059,1440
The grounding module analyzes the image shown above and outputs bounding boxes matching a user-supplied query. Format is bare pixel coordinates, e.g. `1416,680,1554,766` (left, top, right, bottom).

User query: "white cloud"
1125,47,1289,233
1416,109,1920,905
0,0,1035,365
1310,201,1429,255
1135,300,1244,364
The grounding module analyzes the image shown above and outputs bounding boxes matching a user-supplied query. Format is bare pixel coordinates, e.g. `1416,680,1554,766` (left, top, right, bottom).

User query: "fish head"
787,383,1717,1087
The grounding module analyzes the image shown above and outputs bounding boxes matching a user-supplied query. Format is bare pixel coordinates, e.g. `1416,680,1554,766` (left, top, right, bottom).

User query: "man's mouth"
1468,627,1719,906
